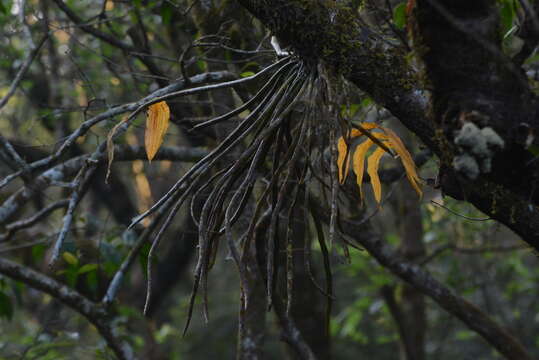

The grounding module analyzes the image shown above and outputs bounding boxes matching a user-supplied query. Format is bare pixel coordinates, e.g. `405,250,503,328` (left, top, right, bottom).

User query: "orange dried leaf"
383,128,422,198
352,139,373,201
145,101,170,161
337,123,380,183
356,122,379,131
337,137,350,184
336,123,421,207
367,147,386,205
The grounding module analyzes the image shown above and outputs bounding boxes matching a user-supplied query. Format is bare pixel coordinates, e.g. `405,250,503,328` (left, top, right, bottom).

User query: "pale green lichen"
453,153,480,179
453,122,505,178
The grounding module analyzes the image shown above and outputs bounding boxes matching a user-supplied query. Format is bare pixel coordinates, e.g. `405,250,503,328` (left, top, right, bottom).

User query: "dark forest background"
0,1,538,359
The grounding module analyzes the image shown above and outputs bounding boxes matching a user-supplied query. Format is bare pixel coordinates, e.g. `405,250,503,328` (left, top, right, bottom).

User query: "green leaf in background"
160,3,173,25
64,268,79,288
196,59,207,72
31,243,47,262
393,2,407,30
62,251,78,266
528,144,539,156
240,71,255,78
86,269,98,296
0,290,13,320
499,0,515,36
78,263,98,275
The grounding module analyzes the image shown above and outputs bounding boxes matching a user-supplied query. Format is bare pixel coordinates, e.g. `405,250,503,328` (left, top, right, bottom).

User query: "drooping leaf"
160,3,173,25
367,147,386,205
337,122,422,206
337,137,352,183
337,124,380,183
383,128,422,198
145,101,170,161
352,139,373,201
0,1,7,15
500,0,515,36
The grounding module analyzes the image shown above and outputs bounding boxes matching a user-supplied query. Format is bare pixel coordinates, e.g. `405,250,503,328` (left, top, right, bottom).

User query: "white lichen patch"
453,122,505,179
453,153,480,179
481,127,504,150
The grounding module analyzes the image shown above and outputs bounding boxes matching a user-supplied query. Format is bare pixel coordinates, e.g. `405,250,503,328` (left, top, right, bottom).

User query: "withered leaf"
337,122,422,206
145,101,170,161
367,147,386,205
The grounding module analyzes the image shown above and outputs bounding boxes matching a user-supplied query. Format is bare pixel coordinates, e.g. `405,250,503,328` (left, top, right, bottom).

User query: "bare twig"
0,199,69,242
0,145,207,226
49,159,96,266
102,191,184,305
51,0,166,83
0,71,234,190
0,35,49,110
430,200,492,221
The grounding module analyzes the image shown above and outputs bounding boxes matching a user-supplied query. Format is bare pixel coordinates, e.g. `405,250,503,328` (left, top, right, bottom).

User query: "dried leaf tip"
145,101,170,161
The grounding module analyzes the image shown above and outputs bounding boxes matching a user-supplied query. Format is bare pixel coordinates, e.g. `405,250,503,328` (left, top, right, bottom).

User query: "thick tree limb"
234,0,539,249
310,200,532,360
350,228,532,360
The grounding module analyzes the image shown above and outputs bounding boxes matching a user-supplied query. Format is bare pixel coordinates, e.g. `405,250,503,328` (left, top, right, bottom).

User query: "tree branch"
0,145,208,225
0,35,48,110
233,0,539,248
0,257,135,360
0,71,234,191
50,0,167,85
310,200,533,360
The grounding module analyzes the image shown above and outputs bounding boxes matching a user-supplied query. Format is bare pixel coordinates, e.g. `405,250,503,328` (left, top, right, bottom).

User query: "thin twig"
430,200,492,221
0,35,49,110
0,71,234,190
0,199,69,242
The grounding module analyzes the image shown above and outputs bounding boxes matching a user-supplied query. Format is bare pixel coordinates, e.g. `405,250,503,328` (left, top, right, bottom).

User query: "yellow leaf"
337,137,350,184
352,139,373,201
145,101,170,161
336,123,421,206
356,122,379,131
383,128,422,198
62,251,78,266
337,124,380,184
367,147,386,205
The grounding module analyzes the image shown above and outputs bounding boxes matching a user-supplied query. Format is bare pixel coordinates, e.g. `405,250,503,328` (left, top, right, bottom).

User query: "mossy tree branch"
235,0,539,249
